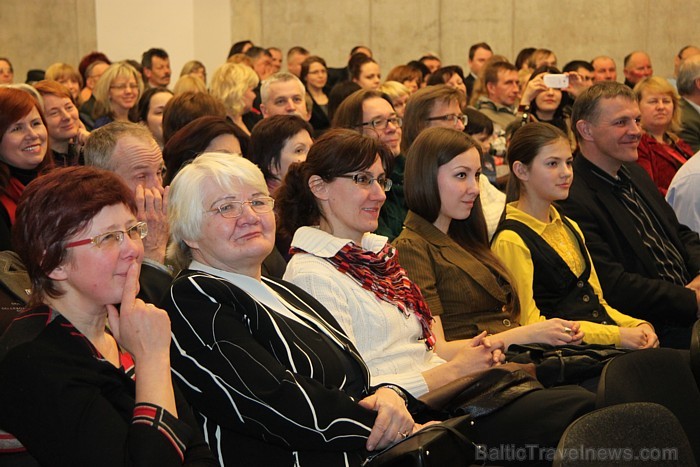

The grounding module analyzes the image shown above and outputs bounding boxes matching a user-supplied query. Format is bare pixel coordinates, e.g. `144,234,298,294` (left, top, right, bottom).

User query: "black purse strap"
362,416,480,466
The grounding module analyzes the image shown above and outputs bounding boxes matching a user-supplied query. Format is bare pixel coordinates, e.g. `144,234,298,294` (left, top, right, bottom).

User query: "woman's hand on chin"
107,261,171,360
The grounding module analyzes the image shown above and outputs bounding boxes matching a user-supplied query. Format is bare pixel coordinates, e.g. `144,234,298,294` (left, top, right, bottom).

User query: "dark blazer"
308,95,330,136
558,155,700,328
393,211,513,341
162,268,382,467
679,98,700,153
326,67,350,90
465,73,476,102
0,309,215,466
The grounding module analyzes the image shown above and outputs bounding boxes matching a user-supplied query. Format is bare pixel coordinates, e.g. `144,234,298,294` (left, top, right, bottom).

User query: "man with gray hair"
84,122,169,272
678,55,700,153
559,81,700,348
260,72,308,119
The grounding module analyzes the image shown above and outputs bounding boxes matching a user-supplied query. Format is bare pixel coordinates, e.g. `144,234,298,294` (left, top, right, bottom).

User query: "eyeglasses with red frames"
65,222,148,249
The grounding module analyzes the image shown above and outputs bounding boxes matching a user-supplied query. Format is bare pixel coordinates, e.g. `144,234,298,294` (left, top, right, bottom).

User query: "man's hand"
135,185,169,264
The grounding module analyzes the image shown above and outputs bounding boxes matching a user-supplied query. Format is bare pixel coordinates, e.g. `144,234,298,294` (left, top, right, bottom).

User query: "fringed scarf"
292,241,436,349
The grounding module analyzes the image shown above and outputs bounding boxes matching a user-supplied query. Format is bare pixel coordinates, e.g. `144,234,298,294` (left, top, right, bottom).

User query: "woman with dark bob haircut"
163,115,248,185
0,166,215,466
249,114,313,194
426,66,467,96
137,86,173,149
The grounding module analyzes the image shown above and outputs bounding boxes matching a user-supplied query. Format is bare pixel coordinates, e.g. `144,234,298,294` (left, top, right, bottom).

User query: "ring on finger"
398,431,409,439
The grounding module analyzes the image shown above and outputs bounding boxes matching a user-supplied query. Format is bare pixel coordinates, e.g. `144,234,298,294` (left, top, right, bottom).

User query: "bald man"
591,56,617,82
623,51,653,88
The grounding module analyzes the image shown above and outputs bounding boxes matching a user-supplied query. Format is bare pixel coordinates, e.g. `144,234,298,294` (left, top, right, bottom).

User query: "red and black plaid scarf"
292,241,436,349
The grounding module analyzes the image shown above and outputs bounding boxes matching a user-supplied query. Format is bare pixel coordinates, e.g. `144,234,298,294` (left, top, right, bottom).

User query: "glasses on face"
361,116,403,131
336,173,392,192
110,83,139,91
207,197,275,218
425,113,468,126
65,222,148,249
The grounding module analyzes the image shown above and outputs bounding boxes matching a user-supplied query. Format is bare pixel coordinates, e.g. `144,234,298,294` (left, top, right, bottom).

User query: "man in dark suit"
465,42,492,101
678,54,700,153
559,81,700,348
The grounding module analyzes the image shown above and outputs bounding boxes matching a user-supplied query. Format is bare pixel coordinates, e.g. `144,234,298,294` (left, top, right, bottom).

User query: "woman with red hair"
0,87,52,249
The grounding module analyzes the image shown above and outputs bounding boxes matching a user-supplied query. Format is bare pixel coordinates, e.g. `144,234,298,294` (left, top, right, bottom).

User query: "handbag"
362,414,478,467
419,362,543,418
506,343,631,387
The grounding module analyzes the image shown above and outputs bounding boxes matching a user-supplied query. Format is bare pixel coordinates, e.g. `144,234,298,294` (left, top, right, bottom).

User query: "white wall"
95,0,231,85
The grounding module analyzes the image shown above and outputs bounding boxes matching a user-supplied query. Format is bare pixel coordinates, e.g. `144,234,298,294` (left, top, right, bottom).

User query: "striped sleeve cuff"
0,429,26,454
132,403,186,462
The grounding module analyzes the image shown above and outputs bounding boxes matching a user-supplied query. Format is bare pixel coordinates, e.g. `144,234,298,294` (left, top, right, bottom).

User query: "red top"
636,133,694,195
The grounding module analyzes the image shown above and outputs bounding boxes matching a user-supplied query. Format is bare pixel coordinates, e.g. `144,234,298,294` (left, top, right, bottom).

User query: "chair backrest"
553,402,695,467
689,320,700,387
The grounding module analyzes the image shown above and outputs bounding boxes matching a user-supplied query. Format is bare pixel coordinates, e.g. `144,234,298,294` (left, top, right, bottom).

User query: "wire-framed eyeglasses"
65,222,148,249
206,197,275,218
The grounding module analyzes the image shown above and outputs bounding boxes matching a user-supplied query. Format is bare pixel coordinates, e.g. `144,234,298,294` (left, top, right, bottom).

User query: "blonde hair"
173,75,207,95
45,62,83,88
210,62,259,117
180,60,205,77
92,61,143,120
379,80,409,101
634,76,682,135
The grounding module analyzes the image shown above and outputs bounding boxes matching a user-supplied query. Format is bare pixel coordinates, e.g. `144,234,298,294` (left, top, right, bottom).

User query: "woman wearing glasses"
0,166,215,466
92,61,144,129
163,152,420,466
332,89,405,239
279,129,595,460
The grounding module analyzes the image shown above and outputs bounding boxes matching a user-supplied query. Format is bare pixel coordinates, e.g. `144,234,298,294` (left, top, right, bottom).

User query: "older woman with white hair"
209,62,259,135
162,152,420,467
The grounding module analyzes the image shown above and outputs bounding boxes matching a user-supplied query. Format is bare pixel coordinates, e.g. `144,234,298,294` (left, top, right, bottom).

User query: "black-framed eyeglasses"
361,116,403,131
336,173,392,191
206,197,275,218
425,113,468,126
65,222,148,249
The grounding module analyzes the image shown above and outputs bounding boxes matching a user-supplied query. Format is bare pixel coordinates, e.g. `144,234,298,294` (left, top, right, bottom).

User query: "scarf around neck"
292,240,436,349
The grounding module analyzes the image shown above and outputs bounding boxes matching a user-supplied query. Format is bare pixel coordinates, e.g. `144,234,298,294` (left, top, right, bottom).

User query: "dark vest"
495,215,612,324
